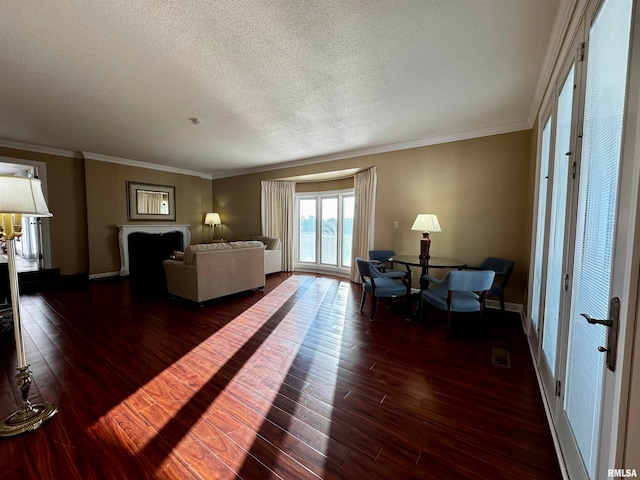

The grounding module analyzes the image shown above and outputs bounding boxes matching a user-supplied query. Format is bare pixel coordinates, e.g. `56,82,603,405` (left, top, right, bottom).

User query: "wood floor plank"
0,273,561,479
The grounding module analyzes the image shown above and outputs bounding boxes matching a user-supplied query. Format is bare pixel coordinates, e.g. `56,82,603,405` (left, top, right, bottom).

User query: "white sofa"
163,241,265,303
251,236,282,274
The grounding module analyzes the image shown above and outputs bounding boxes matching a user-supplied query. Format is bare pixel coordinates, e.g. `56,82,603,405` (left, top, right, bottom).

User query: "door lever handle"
580,297,620,372
580,313,613,327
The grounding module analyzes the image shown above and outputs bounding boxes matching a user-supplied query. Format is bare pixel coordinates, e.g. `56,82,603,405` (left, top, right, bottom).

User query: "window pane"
321,198,338,265
542,65,574,376
299,199,316,262
295,191,354,271
531,117,552,332
342,196,354,267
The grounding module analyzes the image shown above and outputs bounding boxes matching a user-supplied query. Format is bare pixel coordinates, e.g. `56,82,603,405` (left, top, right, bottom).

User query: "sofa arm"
265,249,282,274
163,260,198,302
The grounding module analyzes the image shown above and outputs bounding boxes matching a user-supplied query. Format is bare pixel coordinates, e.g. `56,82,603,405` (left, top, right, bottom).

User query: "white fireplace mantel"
117,224,191,276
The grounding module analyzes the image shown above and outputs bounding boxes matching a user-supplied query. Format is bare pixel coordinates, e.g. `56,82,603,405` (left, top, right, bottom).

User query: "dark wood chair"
475,257,515,312
420,269,495,340
356,257,410,321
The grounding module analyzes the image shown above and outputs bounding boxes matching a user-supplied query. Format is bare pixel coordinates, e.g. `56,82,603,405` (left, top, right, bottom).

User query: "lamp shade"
0,176,52,216
204,212,221,226
411,214,441,233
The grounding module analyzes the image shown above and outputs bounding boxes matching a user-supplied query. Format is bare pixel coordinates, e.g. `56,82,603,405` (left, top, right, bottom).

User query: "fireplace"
117,224,191,276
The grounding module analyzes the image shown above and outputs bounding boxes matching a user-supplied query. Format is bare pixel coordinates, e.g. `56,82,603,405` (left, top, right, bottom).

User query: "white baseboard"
485,299,524,314
294,265,351,278
89,271,120,280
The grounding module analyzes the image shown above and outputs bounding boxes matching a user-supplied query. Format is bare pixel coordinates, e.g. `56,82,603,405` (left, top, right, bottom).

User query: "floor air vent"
492,347,511,368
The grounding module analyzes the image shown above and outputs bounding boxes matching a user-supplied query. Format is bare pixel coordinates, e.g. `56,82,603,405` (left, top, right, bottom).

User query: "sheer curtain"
261,180,296,272
137,190,165,214
350,167,377,283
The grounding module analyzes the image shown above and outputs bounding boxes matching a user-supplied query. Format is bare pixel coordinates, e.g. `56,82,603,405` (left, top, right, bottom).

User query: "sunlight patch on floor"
289,280,348,471
92,277,306,439
92,275,342,475
212,277,338,473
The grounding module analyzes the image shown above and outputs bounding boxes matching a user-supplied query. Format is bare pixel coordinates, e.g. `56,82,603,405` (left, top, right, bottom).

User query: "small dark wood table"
390,255,467,280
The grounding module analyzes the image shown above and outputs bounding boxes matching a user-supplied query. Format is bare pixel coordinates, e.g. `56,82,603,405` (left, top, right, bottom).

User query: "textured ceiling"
0,1,562,178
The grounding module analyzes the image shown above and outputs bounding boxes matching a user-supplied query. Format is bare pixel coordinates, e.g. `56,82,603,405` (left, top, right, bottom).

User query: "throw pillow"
252,236,280,250
265,238,281,250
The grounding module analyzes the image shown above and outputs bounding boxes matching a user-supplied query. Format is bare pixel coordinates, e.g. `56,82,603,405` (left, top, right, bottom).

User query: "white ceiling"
0,1,564,178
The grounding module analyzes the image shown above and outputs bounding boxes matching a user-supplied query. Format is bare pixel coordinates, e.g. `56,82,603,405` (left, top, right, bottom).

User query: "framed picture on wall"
127,182,176,221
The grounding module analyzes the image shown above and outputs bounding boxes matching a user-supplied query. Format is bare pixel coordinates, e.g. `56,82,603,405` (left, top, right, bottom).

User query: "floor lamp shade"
0,176,57,437
411,214,441,258
0,177,52,217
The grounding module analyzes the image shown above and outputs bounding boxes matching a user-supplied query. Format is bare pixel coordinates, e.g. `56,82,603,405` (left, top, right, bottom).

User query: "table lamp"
204,212,221,240
0,176,57,437
411,214,441,259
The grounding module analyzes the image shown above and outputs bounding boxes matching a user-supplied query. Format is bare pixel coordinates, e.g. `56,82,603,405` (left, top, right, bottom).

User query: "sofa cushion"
183,242,232,264
229,241,264,249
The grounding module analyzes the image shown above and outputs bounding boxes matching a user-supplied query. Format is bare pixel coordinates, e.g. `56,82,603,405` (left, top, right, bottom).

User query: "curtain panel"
350,167,377,283
261,180,296,272
137,190,165,214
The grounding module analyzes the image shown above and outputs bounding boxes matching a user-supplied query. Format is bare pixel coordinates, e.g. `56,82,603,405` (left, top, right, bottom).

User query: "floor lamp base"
0,401,58,437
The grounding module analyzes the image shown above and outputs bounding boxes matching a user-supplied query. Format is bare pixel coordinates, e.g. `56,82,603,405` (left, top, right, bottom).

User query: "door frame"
537,32,585,426
528,97,557,357
600,0,640,471
0,156,52,269
528,0,639,477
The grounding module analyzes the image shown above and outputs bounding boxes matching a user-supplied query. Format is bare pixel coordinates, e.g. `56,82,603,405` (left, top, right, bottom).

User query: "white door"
555,0,634,477
529,112,553,354
538,47,582,411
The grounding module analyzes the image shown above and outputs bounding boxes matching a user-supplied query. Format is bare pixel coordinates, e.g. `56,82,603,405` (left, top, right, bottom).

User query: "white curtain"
350,167,377,283
137,190,165,214
261,180,296,272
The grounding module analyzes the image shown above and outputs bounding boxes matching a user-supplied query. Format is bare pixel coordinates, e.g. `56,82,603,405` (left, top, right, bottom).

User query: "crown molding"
209,120,530,180
0,139,82,158
528,0,586,126
82,152,213,180
3,118,531,182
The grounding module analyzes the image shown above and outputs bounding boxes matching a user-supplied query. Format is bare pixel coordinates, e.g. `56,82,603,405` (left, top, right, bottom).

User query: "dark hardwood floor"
0,273,561,479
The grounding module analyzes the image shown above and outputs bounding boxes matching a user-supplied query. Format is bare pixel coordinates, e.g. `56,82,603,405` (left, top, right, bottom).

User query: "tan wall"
84,160,212,275
0,129,532,296
0,149,212,277
0,147,89,276
295,178,354,193
212,130,533,305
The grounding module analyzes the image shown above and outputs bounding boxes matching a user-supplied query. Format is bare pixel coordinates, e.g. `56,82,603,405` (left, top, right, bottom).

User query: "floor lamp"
0,176,57,437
